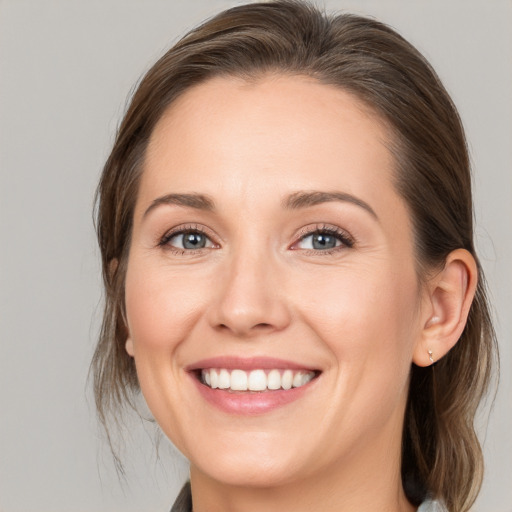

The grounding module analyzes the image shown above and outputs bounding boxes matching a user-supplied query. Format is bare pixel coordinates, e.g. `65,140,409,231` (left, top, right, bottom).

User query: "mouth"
187,357,321,415
197,368,318,392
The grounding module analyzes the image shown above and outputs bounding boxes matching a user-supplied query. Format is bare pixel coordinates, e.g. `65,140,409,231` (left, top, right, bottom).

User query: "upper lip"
186,356,319,372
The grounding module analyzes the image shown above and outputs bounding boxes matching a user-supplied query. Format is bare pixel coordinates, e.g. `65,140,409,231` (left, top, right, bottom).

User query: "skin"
123,75,476,512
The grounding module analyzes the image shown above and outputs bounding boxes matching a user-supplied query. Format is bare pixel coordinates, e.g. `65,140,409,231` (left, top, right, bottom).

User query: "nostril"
216,322,273,333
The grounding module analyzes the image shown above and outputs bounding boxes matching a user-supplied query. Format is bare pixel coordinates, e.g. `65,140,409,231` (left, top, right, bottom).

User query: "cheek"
310,266,420,429
123,259,210,445
299,261,420,386
124,259,209,353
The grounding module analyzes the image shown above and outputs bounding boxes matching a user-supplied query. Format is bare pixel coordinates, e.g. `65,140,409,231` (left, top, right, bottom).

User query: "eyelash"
158,223,355,256
158,224,216,255
293,224,355,255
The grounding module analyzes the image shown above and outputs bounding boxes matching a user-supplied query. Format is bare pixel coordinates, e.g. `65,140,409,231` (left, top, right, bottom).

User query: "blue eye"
159,225,352,254
295,228,353,251
297,232,340,250
161,229,215,251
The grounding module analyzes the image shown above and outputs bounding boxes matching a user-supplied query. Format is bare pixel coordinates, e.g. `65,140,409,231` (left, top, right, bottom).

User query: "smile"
201,368,316,392
188,357,321,414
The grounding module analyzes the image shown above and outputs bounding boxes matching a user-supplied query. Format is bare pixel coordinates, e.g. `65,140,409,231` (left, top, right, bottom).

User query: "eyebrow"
283,190,378,220
143,193,215,218
143,190,378,220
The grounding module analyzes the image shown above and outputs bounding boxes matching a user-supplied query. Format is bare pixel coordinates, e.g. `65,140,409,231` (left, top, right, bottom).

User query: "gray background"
0,0,510,511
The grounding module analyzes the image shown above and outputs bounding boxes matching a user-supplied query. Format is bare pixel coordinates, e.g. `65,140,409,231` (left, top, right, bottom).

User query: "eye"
293,226,354,252
159,227,216,252
298,232,340,250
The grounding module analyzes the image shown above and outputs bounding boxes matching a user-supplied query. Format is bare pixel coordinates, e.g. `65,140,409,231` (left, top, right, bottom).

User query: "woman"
91,1,497,511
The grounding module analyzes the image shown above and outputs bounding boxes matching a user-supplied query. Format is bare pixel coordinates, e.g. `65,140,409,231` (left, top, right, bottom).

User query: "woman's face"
125,75,428,488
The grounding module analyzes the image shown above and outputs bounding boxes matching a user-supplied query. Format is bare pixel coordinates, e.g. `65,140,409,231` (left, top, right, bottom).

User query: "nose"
207,247,292,338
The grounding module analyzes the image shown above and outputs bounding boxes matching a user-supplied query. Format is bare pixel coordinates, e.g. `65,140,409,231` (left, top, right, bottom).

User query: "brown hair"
92,2,497,510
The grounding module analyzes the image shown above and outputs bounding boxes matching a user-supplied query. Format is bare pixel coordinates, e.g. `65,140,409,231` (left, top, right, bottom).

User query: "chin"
189,439,310,489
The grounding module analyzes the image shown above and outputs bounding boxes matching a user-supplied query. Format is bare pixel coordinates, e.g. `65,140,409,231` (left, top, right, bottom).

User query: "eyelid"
156,222,354,255
290,224,355,251
158,223,219,252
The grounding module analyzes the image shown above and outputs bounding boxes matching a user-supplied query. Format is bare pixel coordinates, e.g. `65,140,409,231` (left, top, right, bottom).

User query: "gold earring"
428,350,435,363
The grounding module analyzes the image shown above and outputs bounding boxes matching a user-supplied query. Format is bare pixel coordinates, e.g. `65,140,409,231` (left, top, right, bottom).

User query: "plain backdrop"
0,1,510,511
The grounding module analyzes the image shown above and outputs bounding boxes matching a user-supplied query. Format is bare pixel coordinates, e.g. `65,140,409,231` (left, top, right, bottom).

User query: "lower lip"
190,373,318,415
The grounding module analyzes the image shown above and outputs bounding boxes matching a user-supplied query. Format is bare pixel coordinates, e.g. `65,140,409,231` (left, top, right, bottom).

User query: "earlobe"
125,337,135,357
109,258,134,356
413,249,477,367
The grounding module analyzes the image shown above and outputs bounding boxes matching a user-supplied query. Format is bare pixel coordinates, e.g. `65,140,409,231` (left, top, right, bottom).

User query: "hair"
92,1,498,510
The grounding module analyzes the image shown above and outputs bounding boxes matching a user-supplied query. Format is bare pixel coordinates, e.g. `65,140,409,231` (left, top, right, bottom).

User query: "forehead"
139,74,401,220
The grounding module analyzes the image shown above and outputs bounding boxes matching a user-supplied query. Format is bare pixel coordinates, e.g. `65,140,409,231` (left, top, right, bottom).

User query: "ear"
109,258,135,357
125,336,135,357
413,249,477,367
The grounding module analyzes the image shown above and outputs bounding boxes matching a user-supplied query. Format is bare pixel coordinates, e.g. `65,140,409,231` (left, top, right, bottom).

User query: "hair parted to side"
92,2,497,510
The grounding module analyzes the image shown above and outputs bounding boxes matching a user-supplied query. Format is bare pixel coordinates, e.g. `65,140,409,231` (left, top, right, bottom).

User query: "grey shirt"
418,499,447,512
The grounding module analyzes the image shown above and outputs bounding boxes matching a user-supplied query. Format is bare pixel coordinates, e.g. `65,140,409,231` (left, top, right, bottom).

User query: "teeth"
267,369,281,390
248,369,267,391
200,368,316,392
282,369,293,390
292,372,303,388
230,369,247,391
302,372,314,385
210,369,219,389
218,369,230,389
